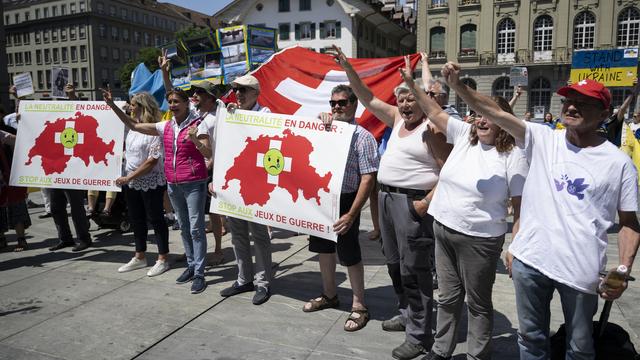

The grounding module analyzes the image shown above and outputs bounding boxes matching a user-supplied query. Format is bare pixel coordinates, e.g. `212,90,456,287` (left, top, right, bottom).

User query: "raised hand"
398,65,415,88
420,52,433,89
318,112,333,131
100,85,113,104
8,85,17,98
158,48,170,72
441,62,462,88
331,44,349,68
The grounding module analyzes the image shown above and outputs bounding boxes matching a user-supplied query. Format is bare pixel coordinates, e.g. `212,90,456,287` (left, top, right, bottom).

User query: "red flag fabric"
251,46,420,140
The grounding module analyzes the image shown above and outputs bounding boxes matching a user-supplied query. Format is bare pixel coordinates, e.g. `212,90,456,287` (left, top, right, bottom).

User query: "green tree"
118,47,161,91
175,26,211,40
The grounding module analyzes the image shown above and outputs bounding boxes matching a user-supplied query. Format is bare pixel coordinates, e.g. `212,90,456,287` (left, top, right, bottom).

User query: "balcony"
458,48,478,62
479,48,572,66
428,0,449,13
458,0,480,8
429,50,447,63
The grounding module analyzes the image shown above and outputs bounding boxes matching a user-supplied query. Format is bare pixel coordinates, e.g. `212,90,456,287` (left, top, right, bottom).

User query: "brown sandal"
302,294,340,312
344,308,369,332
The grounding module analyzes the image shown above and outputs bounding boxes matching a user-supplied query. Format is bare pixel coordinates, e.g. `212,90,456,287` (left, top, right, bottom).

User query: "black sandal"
14,237,27,252
302,294,340,312
344,308,369,332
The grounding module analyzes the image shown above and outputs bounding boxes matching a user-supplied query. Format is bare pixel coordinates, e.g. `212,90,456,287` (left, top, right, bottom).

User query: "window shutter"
310,22,316,39
336,21,341,38
319,22,326,39
295,23,300,40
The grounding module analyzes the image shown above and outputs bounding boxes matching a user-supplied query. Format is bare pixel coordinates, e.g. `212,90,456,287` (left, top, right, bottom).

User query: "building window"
460,24,476,56
62,47,68,62
53,48,59,63
36,49,42,64
70,3,76,13
35,31,41,44
100,46,108,60
573,11,595,50
497,18,515,55
431,0,447,8
81,68,88,87
144,33,150,46
44,49,50,63
71,46,77,61
121,8,127,19
52,6,57,16
492,76,513,100
99,24,107,39
80,1,86,12
80,45,87,61
97,2,104,13
14,13,20,23
35,9,40,19
5,34,11,47
14,34,21,46
43,30,49,43
134,31,141,44
38,71,44,89
123,49,131,60
52,29,58,42
109,5,116,16
295,22,315,40
155,35,161,47
279,0,290,12
25,11,30,21
101,69,109,83
61,4,66,15
456,78,477,116
15,52,23,65
299,0,310,11
7,53,13,66
43,7,48,17
79,26,86,39
25,52,31,65
617,7,640,47
529,77,551,113
123,28,129,42
23,33,30,45
112,48,119,61
70,27,77,40
113,70,121,88
72,69,78,86
111,27,118,40
279,23,290,40
321,21,340,39
429,26,446,58
143,14,149,25
46,70,51,89
533,15,553,51
61,28,67,41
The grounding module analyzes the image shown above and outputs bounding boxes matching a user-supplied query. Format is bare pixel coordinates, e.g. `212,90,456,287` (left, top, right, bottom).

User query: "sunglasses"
561,98,603,109
233,86,249,94
329,99,349,107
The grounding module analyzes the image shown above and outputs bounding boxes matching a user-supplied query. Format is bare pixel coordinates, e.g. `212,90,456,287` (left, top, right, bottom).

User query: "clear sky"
162,0,234,16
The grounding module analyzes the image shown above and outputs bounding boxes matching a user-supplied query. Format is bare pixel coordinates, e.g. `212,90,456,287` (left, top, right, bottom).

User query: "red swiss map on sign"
223,129,332,206
26,112,115,175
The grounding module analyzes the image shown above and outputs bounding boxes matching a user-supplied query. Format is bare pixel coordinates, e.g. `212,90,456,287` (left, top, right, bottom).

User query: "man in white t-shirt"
444,62,640,360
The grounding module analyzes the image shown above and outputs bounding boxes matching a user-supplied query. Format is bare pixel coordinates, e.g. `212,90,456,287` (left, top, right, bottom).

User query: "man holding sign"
302,84,379,332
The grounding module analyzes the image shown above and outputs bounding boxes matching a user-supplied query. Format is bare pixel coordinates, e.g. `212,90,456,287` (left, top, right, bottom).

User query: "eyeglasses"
233,87,249,94
427,91,445,97
329,99,349,107
561,98,602,109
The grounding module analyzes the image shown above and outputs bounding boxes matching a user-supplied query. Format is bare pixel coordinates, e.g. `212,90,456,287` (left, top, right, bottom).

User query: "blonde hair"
130,92,162,124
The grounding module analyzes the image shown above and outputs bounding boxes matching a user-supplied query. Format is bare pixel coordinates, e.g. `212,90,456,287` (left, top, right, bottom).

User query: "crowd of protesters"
1,46,640,360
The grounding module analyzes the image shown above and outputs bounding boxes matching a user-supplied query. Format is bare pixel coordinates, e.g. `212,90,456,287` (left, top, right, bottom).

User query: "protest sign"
13,72,34,98
51,67,70,98
570,48,638,87
509,67,528,87
9,101,125,191
211,107,354,241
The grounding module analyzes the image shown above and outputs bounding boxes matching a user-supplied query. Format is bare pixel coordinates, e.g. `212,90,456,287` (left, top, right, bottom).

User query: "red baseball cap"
557,79,611,109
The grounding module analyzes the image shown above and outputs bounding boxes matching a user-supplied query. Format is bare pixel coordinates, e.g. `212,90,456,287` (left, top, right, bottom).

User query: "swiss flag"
251,46,420,140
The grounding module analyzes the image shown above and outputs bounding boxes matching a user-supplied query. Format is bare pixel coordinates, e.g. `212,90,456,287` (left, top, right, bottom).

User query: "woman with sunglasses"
102,87,211,294
399,58,529,360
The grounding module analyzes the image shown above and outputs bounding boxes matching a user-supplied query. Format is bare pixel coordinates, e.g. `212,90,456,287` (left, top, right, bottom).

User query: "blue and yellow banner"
570,48,638,87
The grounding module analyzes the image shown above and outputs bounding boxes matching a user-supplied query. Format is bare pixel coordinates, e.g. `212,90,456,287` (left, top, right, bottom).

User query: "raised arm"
420,52,434,90
158,49,173,94
100,87,159,135
332,45,398,127
616,81,639,122
509,85,523,109
399,57,449,134
442,62,525,142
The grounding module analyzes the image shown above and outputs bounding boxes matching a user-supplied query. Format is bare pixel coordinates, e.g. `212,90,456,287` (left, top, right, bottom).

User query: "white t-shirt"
377,119,440,190
428,118,529,237
509,123,638,294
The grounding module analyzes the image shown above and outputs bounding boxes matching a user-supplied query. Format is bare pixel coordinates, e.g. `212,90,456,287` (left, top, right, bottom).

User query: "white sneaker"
118,257,147,273
147,260,170,277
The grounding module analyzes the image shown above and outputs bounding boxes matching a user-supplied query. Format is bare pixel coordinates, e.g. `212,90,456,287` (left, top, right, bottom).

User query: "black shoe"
392,341,426,360
252,286,271,305
175,268,195,284
382,315,406,332
72,242,91,252
220,281,254,297
190,276,207,294
420,351,450,360
49,242,74,251
39,212,53,219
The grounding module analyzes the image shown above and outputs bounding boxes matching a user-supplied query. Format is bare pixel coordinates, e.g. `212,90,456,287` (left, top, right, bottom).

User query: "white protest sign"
13,73,34,98
9,101,125,191
211,107,355,241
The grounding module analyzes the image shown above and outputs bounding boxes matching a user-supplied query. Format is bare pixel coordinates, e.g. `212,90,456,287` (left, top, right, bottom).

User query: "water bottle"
598,265,628,293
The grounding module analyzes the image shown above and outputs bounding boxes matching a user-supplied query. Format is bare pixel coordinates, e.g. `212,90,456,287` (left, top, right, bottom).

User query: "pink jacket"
162,119,208,184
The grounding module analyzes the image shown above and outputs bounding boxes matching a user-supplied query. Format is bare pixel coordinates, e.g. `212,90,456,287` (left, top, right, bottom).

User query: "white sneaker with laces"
147,260,170,277
118,257,147,273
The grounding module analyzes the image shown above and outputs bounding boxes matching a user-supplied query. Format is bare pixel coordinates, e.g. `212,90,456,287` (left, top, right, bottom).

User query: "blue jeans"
511,258,598,360
168,180,207,277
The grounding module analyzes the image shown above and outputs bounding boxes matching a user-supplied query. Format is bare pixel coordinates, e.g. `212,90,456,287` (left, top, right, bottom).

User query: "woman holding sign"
102,87,211,294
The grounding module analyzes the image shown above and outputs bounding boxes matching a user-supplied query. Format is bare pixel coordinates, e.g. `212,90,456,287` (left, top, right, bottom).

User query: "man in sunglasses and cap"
218,73,274,306
444,61,640,360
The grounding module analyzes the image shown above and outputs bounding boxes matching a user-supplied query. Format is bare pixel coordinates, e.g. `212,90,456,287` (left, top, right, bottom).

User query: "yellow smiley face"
60,127,78,149
263,148,284,176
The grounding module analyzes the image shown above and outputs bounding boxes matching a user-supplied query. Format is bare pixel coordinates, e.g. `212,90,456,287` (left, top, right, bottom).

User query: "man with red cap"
440,61,640,360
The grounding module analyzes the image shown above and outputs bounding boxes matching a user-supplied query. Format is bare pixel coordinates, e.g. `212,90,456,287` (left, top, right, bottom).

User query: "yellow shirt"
620,122,640,185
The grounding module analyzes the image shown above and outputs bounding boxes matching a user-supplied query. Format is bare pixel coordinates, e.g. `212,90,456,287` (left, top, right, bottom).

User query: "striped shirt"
342,121,379,193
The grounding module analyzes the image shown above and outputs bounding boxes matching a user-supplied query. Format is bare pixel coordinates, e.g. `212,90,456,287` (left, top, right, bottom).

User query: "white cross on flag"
54,121,84,155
